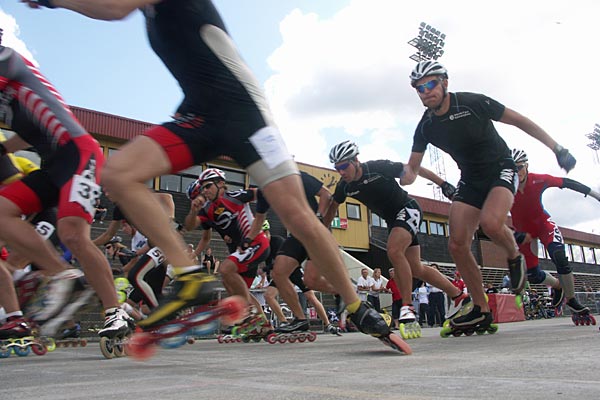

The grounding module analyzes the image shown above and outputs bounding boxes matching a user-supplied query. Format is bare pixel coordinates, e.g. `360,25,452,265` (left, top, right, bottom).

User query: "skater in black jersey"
325,141,469,339
402,60,577,330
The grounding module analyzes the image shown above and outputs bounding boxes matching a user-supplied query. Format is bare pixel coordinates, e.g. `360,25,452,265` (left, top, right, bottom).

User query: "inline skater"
25,0,399,351
184,169,272,337
325,141,469,338
401,60,576,333
0,34,132,340
510,148,598,322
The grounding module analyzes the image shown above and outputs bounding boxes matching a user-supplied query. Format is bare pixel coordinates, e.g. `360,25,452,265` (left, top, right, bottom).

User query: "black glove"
241,237,253,250
32,0,56,8
440,181,456,200
554,144,576,172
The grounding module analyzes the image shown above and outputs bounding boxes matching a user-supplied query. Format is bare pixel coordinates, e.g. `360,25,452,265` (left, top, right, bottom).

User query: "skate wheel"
100,336,115,359
217,335,224,344
442,320,450,328
14,344,31,357
0,343,11,358
219,296,247,326
515,295,523,308
591,316,597,325
114,339,127,357
32,342,48,356
308,332,317,342
157,324,187,349
464,330,474,336
266,333,278,344
439,327,451,338
383,333,412,355
45,338,57,352
399,324,408,340
297,335,307,343
187,337,195,345
126,332,157,361
277,335,287,344
488,324,499,334
288,335,297,343
252,337,262,343
585,319,591,326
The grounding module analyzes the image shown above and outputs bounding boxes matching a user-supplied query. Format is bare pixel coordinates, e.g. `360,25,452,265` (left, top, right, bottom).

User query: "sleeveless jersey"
413,92,511,181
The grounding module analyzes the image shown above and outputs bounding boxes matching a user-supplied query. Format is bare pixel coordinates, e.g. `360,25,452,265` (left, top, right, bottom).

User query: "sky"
1,0,600,235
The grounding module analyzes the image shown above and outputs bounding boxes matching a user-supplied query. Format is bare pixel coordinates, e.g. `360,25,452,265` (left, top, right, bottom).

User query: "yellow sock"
346,300,361,314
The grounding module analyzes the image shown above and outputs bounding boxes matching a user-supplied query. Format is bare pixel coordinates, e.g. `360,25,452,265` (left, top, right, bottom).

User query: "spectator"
452,271,466,293
93,198,108,224
356,268,373,302
200,247,219,274
415,282,430,327
427,264,446,327
502,273,511,290
385,268,402,330
368,268,385,313
485,282,499,294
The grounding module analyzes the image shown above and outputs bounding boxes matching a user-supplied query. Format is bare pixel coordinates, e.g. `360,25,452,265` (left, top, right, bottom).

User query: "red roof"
71,106,154,141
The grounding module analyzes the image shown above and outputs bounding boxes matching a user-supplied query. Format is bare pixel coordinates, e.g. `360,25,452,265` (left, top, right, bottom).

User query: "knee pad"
548,244,571,275
526,266,546,284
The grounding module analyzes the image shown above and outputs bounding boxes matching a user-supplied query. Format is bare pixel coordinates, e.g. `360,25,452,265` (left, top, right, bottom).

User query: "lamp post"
409,22,449,201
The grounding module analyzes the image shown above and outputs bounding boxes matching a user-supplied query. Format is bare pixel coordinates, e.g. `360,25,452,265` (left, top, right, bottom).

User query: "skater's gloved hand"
440,181,456,200
241,237,253,251
553,144,576,172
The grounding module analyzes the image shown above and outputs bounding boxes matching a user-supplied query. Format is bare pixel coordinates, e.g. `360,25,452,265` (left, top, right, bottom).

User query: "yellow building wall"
298,163,370,250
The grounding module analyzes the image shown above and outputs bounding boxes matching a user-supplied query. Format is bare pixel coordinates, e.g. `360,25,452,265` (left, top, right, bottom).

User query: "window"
346,203,361,220
566,244,573,262
571,245,584,263
419,220,428,234
583,247,596,264
537,241,547,259
429,221,445,236
595,249,600,265
159,165,247,194
372,212,382,227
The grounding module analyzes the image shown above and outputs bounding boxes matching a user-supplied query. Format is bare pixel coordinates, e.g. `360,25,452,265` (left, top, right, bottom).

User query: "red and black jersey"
511,173,564,235
198,189,256,252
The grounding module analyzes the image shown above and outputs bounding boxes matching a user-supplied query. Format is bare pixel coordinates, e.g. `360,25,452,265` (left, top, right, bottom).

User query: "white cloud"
0,8,38,65
265,0,600,232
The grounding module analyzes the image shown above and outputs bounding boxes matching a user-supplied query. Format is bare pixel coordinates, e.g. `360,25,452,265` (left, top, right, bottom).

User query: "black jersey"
256,171,323,214
412,92,512,181
332,160,409,223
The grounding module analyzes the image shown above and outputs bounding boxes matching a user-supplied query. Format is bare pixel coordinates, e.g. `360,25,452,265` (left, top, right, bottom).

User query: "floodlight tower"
408,22,448,201
586,123,600,164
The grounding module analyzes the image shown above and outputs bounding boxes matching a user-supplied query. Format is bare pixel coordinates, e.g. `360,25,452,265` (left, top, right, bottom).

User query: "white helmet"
410,60,448,87
198,168,226,183
511,148,528,164
329,141,359,164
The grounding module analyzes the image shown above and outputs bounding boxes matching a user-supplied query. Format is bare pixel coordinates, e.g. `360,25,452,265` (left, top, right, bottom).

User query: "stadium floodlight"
586,123,600,151
408,22,446,62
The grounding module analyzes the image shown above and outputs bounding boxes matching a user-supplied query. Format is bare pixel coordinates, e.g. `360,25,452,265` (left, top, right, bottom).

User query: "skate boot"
138,271,220,329
0,316,32,339
566,298,595,326
98,307,136,338
32,269,84,323
276,318,309,333
442,305,498,337
398,305,421,339
219,311,273,343
507,254,526,295
349,302,391,338
326,323,342,336
446,292,471,320
551,287,564,309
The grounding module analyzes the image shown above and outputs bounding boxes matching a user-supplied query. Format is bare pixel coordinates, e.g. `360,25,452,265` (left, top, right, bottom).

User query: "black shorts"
386,198,421,247
277,235,308,264
454,159,518,209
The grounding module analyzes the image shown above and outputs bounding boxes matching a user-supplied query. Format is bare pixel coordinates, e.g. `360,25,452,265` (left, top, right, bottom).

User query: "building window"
583,247,596,264
159,165,247,194
566,244,573,262
594,249,600,265
372,212,381,227
571,245,584,263
429,221,445,236
346,203,361,220
419,220,428,234
538,241,547,259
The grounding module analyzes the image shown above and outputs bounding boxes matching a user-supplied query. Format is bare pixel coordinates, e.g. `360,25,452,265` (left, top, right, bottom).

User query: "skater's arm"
92,220,121,246
322,199,339,227
24,0,159,21
401,152,425,185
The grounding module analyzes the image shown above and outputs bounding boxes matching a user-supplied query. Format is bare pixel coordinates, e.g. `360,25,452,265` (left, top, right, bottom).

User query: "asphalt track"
2,317,599,400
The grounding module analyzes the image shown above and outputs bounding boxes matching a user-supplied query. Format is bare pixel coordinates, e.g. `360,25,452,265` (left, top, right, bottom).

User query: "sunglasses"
335,162,351,172
415,79,441,94
517,164,527,171
105,245,113,250
201,182,215,191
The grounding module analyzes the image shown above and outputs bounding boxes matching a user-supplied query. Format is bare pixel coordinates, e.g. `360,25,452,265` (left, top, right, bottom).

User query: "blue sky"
2,0,600,234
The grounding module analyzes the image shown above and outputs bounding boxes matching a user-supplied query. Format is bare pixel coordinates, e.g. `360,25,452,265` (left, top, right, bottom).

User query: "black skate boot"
507,254,526,294
450,305,491,328
276,318,309,333
138,271,220,329
349,302,391,338
566,298,589,314
551,287,564,309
